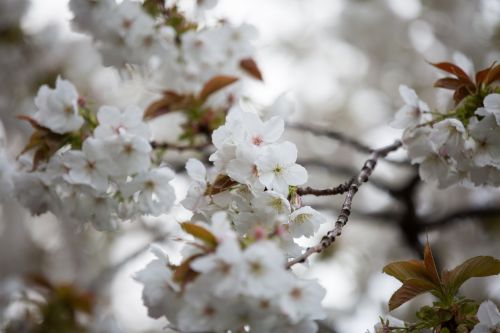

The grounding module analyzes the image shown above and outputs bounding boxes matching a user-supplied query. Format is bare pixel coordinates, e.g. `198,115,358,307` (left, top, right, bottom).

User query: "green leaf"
388,278,436,311
181,223,218,248
444,256,500,295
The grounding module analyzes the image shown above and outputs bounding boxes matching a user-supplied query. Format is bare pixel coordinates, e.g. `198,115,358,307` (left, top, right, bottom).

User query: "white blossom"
121,167,176,216
257,141,308,195
33,77,83,134
94,105,149,139
390,85,431,129
289,206,326,238
471,301,500,333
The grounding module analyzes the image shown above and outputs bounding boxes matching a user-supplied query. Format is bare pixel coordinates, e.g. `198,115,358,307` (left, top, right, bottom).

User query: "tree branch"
298,159,397,195
288,122,409,166
419,206,500,231
287,140,403,268
297,177,354,196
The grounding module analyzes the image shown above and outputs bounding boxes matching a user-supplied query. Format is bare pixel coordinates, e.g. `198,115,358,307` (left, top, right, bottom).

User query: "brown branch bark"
287,140,403,268
297,178,354,196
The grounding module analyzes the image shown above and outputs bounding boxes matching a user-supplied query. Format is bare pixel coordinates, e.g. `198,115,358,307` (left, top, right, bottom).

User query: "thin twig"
297,177,354,196
288,122,410,166
298,158,397,194
287,140,403,268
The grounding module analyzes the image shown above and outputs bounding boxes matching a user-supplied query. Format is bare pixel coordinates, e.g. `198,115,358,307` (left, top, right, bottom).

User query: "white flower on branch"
390,85,431,129
289,206,326,238
62,140,109,192
121,167,176,216
95,133,152,177
94,105,150,139
34,77,83,134
134,246,180,320
256,141,308,195
480,93,500,125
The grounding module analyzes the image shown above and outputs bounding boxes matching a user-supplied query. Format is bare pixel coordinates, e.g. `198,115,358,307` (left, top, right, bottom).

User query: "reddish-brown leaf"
453,85,473,104
484,64,500,86
388,278,435,311
423,241,441,286
26,273,54,291
444,256,500,295
181,222,218,247
198,76,239,103
17,115,47,131
173,254,203,289
383,260,432,283
476,65,494,86
56,284,94,314
430,62,472,83
143,91,193,120
240,58,263,81
433,78,465,90
205,174,238,196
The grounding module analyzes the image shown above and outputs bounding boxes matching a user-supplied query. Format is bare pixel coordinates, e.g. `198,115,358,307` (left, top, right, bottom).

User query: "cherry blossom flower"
94,105,149,139
471,301,500,333
134,246,180,319
480,93,500,125
278,278,326,324
121,167,176,216
289,206,326,238
96,133,152,177
62,140,109,192
256,141,308,195
390,85,431,129
33,77,83,134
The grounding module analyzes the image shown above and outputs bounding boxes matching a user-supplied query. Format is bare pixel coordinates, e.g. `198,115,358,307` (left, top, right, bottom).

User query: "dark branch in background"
420,206,500,231
390,173,423,256
287,140,403,268
288,122,410,166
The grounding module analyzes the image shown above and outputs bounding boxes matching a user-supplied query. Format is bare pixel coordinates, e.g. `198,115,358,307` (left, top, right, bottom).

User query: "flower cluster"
392,62,500,188
14,77,175,230
136,101,329,331
136,213,326,333
182,105,326,256
70,0,174,67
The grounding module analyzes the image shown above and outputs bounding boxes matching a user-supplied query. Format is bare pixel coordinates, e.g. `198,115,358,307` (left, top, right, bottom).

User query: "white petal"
398,85,419,106
283,164,308,186
186,158,206,182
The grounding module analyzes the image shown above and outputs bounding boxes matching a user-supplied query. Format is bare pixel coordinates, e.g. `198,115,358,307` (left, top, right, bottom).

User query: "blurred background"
0,0,499,332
